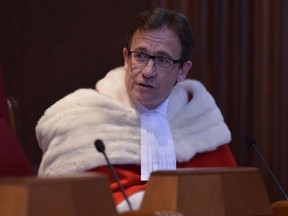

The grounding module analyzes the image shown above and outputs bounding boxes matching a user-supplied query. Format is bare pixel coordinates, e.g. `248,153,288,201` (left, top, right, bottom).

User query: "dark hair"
124,8,195,62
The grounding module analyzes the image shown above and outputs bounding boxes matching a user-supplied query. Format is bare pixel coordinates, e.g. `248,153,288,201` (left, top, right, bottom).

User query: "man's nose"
142,59,156,77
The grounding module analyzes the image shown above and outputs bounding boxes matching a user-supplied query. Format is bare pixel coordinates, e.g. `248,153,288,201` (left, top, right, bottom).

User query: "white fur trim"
169,80,231,162
116,191,145,213
36,87,140,176
36,66,231,176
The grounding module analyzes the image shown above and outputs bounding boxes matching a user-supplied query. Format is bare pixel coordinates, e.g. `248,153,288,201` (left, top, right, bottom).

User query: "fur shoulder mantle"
36,67,231,175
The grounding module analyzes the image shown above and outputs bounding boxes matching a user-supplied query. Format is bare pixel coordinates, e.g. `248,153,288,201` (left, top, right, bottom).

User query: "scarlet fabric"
0,119,33,176
90,144,237,205
177,144,237,168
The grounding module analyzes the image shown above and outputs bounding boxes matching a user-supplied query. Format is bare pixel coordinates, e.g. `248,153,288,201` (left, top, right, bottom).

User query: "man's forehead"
131,28,181,58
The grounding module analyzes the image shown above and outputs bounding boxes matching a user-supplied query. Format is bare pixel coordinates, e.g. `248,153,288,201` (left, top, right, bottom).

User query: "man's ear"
123,48,129,70
177,61,192,82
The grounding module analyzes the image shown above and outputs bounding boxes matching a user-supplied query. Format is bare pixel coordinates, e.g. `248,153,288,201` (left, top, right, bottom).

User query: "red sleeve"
178,144,237,168
89,165,146,205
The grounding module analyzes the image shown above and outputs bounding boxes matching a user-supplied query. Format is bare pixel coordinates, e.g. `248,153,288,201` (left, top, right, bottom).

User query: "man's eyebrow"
133,47,148,52
155,51,173,58
133,47,173,58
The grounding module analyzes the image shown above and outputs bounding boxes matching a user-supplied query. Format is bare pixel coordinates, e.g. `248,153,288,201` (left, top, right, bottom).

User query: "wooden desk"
0,173,118,216
140,167,274,216
272,200,288,216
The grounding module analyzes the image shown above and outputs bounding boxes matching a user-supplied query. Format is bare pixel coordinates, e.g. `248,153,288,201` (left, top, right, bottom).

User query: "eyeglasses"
128,51,182,71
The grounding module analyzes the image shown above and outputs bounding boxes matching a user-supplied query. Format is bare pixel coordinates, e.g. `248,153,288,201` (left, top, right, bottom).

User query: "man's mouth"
139,83,154,88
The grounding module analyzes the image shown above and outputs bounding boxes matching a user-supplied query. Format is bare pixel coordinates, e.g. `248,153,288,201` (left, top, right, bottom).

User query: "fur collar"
36,67,231,175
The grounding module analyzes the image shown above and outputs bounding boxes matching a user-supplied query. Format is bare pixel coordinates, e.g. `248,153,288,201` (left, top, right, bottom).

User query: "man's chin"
137,100,159,110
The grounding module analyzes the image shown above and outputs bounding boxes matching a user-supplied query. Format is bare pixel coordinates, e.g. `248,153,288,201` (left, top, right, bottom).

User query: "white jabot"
136,97,176,181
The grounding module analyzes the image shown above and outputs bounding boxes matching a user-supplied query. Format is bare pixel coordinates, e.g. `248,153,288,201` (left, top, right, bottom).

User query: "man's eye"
134,52,147,59
156,57,170,64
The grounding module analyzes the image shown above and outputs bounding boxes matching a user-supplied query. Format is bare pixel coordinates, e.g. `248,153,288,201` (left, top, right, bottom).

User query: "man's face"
123,27,192,109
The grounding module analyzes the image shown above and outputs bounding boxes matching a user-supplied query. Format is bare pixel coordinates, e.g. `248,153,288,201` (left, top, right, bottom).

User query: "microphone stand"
244,135,288,216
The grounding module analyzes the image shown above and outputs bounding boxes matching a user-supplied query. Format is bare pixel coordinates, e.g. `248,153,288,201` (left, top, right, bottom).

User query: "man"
36,8,236,213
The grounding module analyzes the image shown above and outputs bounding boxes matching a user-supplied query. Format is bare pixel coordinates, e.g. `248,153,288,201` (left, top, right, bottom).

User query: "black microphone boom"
244,134,288,200
94,139,133,211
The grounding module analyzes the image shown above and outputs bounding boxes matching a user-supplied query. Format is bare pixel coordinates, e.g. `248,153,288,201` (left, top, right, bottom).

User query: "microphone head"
244,134,256,146
94,139,105,153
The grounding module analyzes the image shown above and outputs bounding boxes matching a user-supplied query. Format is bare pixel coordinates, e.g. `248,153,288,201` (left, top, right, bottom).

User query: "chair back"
0,64,33,176
0,65,9,122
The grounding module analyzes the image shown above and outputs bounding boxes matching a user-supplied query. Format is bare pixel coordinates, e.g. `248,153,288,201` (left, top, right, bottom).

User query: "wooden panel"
152,0,288,203
141,167,273,216
0,173,118,216
272,201,288,216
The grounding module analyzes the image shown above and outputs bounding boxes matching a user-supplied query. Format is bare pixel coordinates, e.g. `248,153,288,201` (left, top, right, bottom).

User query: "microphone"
244,134,288,200
94,139,133,211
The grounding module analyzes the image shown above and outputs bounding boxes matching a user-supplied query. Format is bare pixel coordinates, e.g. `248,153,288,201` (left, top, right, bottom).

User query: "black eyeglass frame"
128,50,183,69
